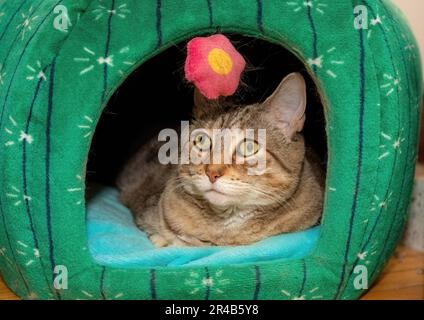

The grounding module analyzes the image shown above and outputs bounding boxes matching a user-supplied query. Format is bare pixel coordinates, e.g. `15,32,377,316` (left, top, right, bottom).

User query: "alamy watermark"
158,122,267,176
53,265,68,290
354,5,369,30
353,265,369,290
53,5,72,32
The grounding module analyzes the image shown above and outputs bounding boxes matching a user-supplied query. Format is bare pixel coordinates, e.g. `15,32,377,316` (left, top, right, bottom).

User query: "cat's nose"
206,165,225,183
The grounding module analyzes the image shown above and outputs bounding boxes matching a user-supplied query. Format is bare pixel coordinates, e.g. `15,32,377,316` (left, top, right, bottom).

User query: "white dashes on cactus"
402,33,417,61
117,46,135,76
307,47,345,79
92,1,131,21
0,247,14,267
185,270,230,295
281,286,323,300
80,290,94,299
356,249,378,266
26,61,46,81
16,240,40,267
74,46,134,77
113,292,124,299
4,115,33,147
0,63,6,86
74,47,112,76
380,72,402,97
5,185,32,207
366,13,389,39
378,128,406,161
17,6,39,40
77,115,94,139
286,1,328,14
67,174,84,205
370,191,393,212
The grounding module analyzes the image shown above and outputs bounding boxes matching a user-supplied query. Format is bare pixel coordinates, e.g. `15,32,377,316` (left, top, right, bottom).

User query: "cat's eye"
193,132,212,151
237,139,259,157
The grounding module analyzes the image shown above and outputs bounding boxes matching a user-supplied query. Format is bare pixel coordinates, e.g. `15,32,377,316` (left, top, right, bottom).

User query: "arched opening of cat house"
85,35,328,267
1,0,421,300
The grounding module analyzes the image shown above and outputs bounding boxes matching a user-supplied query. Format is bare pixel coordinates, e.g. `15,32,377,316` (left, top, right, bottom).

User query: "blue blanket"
87,187,320,268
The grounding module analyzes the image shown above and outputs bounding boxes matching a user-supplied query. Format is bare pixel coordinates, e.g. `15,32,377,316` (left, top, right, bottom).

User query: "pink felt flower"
185,34,246,100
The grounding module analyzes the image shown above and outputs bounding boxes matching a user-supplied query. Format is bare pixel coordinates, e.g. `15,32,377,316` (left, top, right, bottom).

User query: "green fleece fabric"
0,0,422,300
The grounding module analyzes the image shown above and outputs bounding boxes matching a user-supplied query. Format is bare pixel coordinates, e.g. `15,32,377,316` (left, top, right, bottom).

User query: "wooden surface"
0,245,422,300
361,245,424,300
419,99,424,163
0,275,18,300
417,163,424,177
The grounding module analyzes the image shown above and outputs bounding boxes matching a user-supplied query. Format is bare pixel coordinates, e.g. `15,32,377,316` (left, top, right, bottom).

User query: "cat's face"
178,73,307,210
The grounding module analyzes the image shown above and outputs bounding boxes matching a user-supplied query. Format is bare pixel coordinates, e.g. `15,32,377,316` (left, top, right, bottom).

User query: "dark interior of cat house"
86,35,328,188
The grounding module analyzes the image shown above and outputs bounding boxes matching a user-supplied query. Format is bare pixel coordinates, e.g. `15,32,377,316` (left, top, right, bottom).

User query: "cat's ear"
263,73,307,141
193,88,221,119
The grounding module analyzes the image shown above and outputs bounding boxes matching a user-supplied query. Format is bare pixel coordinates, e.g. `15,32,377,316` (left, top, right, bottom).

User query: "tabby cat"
117,73,324,247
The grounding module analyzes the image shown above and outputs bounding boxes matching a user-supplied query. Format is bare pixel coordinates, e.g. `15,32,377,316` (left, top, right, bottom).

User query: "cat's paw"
149,234,169,248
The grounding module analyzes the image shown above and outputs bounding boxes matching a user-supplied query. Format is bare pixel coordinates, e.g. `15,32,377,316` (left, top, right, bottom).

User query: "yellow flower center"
208,48,233,75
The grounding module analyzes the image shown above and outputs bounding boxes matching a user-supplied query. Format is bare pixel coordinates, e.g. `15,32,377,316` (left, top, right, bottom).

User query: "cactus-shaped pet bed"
0,0,423,300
